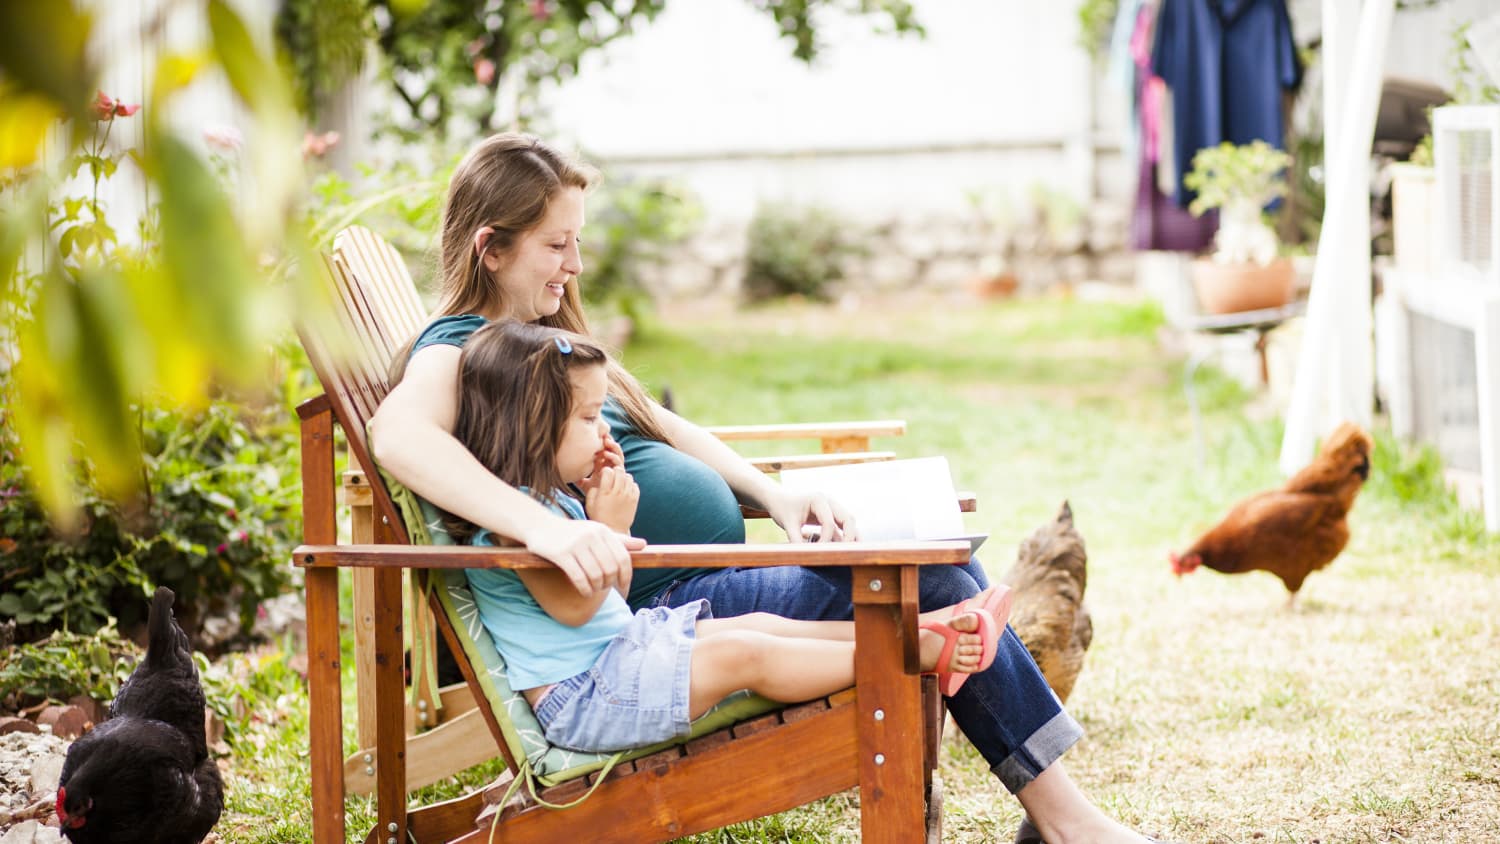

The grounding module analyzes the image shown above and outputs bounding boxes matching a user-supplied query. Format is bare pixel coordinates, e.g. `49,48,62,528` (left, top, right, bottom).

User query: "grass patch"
217,294,1496,843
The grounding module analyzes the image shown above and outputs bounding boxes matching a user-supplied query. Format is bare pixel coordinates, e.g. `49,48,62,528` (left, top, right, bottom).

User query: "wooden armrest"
739,491,976,520
292,540,971,570
708,420,905,455
748,451,896,473
706,420,906,442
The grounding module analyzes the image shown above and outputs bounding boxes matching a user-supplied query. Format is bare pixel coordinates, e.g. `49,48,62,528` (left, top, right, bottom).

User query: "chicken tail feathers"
145,587,189,670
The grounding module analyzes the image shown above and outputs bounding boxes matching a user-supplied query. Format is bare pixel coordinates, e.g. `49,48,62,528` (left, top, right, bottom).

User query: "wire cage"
1434,105,1500,285
1377,104,1500,532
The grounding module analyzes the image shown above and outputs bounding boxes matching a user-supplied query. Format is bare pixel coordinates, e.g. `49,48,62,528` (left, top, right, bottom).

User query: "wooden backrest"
297,226,432,539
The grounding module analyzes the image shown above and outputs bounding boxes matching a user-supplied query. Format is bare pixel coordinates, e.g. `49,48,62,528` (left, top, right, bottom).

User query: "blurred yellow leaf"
149,133,265,385
13,263,144,525
387,0,431,18
0,91,59,172
0,2,94,124
151,50,212,102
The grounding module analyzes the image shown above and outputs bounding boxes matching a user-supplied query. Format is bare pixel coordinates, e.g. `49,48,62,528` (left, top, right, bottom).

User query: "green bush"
0,623,140,710
0,378,302,646
742,204,865,303
581,177,702,321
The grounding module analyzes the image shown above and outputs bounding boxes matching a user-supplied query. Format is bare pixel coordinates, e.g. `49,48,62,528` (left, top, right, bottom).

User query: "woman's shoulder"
412,314,488,353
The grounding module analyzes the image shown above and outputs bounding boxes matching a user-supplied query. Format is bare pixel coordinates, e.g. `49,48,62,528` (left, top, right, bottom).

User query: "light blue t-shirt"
465,493,635,689
412,314,745,608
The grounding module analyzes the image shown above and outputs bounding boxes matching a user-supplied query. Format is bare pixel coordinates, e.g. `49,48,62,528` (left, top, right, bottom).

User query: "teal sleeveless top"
410,315,744,605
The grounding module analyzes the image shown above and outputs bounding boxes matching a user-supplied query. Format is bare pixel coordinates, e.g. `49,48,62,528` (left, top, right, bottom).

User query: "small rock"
0,717,39,735
29,755,64,796
34,707,89,741
0,820,39,844
65,696,102,726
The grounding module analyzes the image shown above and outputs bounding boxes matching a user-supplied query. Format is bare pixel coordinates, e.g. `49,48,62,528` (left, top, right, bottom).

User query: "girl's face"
556,363,609,484
490,187,586,323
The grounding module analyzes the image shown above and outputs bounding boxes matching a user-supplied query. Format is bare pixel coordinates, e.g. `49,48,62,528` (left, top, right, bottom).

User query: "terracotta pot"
1189,257,1296,314
965,271,1019,300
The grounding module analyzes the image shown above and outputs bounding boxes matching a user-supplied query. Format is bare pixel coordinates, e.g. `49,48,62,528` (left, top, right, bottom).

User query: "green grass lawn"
219,292,1497,843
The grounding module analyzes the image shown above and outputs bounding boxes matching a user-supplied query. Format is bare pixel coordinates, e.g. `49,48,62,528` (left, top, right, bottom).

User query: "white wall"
538,0,1120,224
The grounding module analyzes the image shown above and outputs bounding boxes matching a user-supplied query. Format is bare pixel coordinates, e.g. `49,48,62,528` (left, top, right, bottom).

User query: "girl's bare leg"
686,610,984,719
1017,762,1153,844
695,602,985,643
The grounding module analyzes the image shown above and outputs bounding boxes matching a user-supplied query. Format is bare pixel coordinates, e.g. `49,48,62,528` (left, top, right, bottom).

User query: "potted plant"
1183,139,1297,313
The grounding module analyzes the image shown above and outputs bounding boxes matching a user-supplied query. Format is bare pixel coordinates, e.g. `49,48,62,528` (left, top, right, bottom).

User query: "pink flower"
92,91,141,121
216,543,229,555
203,124,243,153
530,0,549,21
474,58,496,86
234,530,248,543
92,91,116,121
301,130,341,159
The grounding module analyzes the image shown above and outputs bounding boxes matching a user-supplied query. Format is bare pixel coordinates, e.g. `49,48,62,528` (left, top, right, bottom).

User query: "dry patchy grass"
646,293,1499,844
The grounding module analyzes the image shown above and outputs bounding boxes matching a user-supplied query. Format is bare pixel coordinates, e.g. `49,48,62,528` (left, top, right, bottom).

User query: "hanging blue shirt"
1152,0,1302,207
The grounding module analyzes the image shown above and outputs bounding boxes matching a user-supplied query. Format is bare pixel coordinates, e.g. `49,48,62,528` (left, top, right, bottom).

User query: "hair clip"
473,226,495,258
554,336,573,355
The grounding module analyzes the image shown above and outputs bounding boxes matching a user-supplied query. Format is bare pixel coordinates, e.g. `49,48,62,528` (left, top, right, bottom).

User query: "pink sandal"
958,584,1014,629
921,608,1000,697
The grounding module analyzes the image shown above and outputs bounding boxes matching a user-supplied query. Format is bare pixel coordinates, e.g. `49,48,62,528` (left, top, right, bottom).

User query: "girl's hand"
577,433,625,495
585,466,640,535
767,488,859,543
525,514,641,597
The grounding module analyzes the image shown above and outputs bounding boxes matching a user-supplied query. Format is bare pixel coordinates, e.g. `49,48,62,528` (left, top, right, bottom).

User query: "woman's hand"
767,488,859,543
524,513,642,597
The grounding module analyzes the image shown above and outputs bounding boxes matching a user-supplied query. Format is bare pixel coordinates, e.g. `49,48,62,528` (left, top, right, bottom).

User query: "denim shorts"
532,600,712,753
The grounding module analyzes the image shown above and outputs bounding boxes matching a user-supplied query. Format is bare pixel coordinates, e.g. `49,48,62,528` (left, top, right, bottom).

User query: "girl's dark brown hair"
391,132,668,445
443,320,609,544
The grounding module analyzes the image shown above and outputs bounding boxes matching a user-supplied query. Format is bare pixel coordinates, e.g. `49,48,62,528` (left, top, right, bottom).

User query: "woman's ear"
474,226,502,273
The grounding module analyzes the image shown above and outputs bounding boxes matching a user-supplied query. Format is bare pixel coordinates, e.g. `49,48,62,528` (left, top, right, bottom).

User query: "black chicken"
56,587,223,844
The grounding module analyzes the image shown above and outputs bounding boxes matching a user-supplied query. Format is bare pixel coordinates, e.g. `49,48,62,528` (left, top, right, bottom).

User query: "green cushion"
382,471,785,787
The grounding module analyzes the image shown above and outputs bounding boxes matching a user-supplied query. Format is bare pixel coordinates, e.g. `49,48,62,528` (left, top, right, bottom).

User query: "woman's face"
489,186,586,323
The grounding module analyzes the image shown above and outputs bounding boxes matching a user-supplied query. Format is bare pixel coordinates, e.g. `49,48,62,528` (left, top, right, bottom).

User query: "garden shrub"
581,177,702,321
742,204,866,303
0,623,140,710
0,381,302,647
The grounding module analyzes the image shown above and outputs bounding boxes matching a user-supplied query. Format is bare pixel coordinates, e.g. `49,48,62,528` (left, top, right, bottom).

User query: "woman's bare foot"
917,609,985,674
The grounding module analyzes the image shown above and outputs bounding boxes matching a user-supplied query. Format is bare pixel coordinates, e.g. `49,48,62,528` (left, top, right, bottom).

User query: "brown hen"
1000,501,1092,704
1170,421,1373,605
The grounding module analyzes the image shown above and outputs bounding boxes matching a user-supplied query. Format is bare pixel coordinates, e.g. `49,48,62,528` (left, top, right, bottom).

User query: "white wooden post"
1280,0,1393,475
1477,294,1500,532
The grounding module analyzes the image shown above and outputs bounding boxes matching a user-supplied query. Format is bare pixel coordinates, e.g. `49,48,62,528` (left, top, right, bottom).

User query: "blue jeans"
645,559,1083,794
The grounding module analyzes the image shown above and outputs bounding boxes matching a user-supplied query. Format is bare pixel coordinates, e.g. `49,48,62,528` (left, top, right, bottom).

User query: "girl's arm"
369,344,641,595
515,568,617,627
648,404,859,542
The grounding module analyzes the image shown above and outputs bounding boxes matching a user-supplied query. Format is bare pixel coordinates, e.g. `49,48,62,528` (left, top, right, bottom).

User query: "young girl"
445,319,1006,753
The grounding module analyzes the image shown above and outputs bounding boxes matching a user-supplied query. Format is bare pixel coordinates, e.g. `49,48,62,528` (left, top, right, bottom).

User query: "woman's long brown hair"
443,321,609,544
391,132,668,445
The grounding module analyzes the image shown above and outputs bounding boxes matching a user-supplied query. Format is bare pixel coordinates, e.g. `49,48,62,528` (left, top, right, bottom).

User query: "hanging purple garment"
1130,3,1217,252
1132,156,1218,251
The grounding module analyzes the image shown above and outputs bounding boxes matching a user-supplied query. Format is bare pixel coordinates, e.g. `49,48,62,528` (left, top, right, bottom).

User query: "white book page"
780,457,968,542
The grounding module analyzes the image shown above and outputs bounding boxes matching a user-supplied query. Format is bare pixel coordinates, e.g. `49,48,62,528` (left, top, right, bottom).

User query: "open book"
780,456,986,554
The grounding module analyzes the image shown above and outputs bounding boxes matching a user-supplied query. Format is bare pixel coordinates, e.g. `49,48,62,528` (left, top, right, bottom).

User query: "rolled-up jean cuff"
992,710,1085,794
